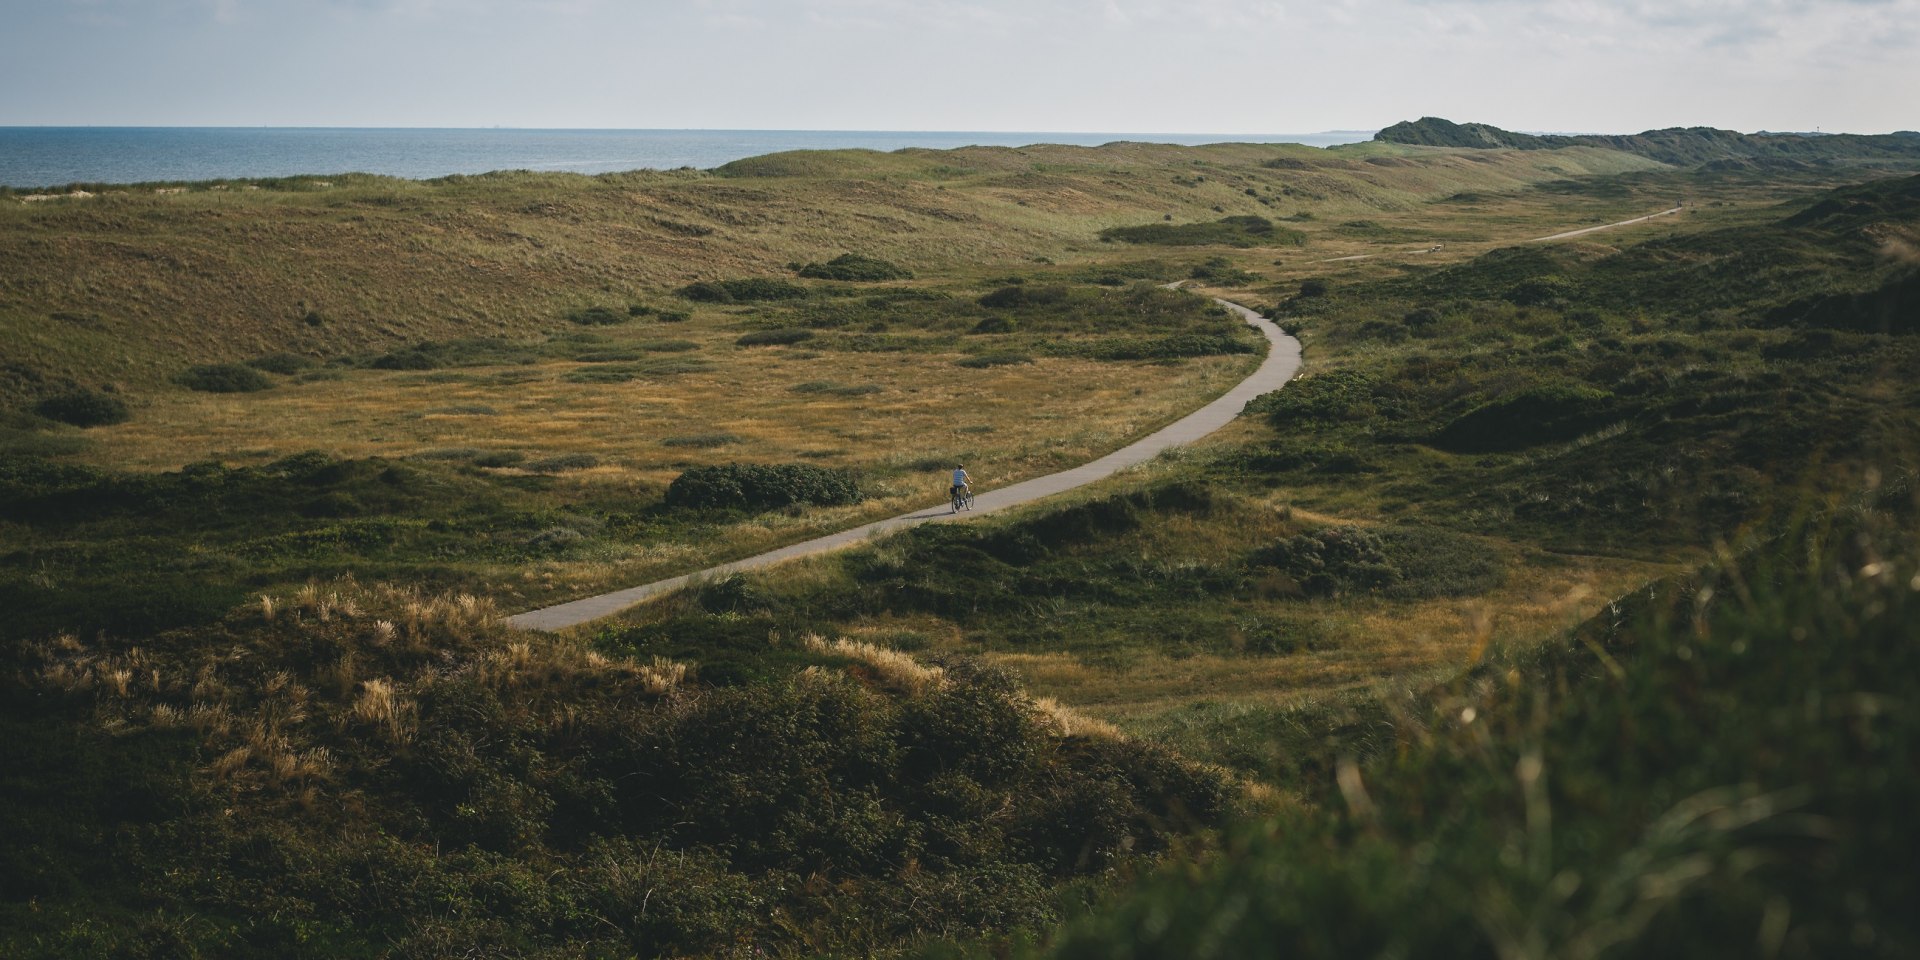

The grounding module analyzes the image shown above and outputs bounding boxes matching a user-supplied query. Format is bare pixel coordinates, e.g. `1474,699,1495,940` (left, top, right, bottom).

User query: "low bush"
660,433,741,448
526,453,599,472
175,363,274,393
1100,216,1305,248
790,381,883,396
678,278,809,303
567,305,628,326
797,253,913,281
665,462,862,511
735,329,814,347
34,389,130,428
1249,525,1502,599
957,354,1035,369
1431,382,1621,453
1248,370,1383,427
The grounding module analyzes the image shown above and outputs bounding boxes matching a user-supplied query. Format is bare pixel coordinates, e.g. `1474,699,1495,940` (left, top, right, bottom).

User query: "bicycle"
950,485,974,513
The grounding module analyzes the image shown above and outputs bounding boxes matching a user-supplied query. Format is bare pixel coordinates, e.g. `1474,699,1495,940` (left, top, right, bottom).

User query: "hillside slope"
1377,116,1920,166
0,141,1659,402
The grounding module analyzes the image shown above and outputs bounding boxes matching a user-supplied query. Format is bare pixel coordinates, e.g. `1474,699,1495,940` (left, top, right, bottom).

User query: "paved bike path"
506,298,1301,632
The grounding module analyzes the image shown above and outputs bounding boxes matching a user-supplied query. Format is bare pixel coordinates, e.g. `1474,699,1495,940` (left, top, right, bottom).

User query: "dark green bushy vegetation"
798,253,914,281
175,362,274,393
1250,525,1502,599
734,328,815,346
1100,216,1305,248
709,484,1504,660
0,584,1236,958
1021,499,1920,960
1243,174,1920,551
664,462,863,512
33,388,130,427
0,451,707,641
678,277,809,303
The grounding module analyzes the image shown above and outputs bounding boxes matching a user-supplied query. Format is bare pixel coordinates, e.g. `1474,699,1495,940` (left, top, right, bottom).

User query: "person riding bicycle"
950,465,971,503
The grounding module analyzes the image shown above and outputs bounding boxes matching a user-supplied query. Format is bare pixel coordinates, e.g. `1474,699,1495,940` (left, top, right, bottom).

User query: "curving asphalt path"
506,298,1301,632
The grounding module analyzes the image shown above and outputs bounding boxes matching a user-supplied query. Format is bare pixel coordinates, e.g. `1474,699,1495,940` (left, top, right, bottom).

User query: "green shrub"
790,381,882,396
471,450,525,468
735,329,814,346
1100,216,1304,248
665,462,862,511
567,305,628,326
661,433,741,448
34,389,130,427
175,363,274,393
970,316,1019,334
526,453,599,472
797,253,913,281
1248,370,1381,426
958,354,1035,369
1189,256,1259,284
1432,383,1621,452
678,278,809,303
639,339,701,352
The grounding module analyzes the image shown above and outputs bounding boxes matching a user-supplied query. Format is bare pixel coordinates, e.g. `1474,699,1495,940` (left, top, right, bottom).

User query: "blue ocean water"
0,127,1375,189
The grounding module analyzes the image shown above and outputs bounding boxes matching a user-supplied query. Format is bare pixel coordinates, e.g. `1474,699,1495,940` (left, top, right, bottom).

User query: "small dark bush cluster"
175,363,274,393
1189,256,1259,284
735,329,814,347
1101,216,1305,248
1248,370,1384,427
678,278,809,303
1431,382,1621,453
34,388,130,428
665,462,862,511
1075,332,1258,361
526,453,599,472
567,305,628,326
957,353,1035,369
797,253,913,281
1251,526,1400,596
660,432,741,448
1247,522,1504,599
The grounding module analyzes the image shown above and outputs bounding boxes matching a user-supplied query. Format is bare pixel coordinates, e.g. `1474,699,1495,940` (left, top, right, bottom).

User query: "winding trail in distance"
506,298,1301,632
1312,205,1684,263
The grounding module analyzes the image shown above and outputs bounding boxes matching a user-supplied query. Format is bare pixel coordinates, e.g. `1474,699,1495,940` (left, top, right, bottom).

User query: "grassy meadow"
3,134,1918,957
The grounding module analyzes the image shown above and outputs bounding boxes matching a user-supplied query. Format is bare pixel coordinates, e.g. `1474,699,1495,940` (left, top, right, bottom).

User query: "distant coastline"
0,127,1378,189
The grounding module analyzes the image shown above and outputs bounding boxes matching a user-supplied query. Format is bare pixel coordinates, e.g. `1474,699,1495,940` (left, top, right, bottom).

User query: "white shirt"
952,469,968,485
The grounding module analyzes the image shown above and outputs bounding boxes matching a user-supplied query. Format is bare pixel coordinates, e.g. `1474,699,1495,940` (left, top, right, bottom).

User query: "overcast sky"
2,0,1915,134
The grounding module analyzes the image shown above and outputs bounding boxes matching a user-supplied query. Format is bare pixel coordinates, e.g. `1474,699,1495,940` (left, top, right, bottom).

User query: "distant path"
1527,206,1682,242
1312,205,1683,263
506,298,1301,632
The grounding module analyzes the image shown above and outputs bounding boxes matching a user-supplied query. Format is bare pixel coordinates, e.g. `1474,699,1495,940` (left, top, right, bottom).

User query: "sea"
0,127,1376,189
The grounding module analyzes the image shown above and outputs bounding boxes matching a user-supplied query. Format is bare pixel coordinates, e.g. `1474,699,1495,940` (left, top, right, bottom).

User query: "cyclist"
950,465,972,510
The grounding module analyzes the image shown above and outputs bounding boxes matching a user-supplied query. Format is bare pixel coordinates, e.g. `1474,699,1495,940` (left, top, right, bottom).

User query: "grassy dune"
1,141,1661,396
3,139,1918,957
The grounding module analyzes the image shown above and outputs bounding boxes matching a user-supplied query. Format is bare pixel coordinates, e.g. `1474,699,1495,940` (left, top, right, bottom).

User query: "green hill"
1377,116,1920,166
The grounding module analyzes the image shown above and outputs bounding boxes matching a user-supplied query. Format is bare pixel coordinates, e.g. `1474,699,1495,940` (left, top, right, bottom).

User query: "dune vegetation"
3,130,1918,957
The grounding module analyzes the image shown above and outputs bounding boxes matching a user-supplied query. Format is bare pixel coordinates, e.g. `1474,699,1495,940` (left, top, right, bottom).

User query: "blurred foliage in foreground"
1002,479,1919,960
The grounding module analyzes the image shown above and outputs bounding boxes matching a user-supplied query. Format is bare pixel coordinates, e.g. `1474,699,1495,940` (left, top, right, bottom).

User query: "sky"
1,0,1916,134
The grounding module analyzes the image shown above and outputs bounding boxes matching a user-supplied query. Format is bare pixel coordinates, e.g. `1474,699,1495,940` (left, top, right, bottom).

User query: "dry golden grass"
985,545,1671,724
805,634,946,695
